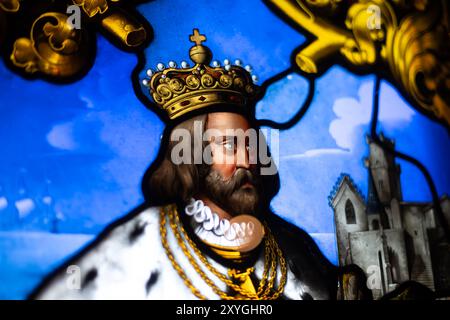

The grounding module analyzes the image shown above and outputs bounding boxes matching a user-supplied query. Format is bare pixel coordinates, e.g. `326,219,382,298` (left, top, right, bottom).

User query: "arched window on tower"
372,219,380,230
345,199,356,224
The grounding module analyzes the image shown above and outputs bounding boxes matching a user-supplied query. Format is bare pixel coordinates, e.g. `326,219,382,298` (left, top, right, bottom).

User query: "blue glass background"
0,0,448,299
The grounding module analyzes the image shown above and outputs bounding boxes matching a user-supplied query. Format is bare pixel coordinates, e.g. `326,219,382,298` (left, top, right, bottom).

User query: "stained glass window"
0,0,448,300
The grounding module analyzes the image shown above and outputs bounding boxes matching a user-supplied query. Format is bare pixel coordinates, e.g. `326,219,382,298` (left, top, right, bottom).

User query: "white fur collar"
34,206,307,300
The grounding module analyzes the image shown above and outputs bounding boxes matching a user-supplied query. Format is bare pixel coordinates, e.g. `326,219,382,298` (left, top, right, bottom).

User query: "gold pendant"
228,267,257,298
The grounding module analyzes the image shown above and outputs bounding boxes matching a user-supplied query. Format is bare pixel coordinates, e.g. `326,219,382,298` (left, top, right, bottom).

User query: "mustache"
230,168,258,191
203,167,259,194
203,168,260,216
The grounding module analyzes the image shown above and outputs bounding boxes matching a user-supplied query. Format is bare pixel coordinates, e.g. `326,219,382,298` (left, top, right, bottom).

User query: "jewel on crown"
141,28,260,120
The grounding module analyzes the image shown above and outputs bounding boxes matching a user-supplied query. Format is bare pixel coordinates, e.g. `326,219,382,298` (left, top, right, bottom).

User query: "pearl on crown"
157,63,165,71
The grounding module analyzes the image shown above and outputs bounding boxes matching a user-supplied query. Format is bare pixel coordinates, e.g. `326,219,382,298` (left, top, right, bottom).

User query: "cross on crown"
189,28,206,46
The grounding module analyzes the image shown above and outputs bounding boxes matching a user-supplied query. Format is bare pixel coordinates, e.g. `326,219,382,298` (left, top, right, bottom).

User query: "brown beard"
202,167,260,216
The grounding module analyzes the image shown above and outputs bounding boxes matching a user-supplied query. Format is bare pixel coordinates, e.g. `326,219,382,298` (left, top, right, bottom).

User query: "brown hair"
143,114,208,205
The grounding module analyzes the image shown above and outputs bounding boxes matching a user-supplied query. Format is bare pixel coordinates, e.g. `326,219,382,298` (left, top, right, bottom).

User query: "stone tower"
329,174,367,266
364,134,403,230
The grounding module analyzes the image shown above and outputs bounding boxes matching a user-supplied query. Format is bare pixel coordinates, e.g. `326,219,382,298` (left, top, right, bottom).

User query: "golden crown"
142,29,259,120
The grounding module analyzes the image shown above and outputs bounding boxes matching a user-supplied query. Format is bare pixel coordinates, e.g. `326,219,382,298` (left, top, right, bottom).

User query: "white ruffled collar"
184,198,243,248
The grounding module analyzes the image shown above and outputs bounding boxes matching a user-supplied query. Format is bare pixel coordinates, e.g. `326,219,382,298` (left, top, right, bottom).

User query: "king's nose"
236,146,250,169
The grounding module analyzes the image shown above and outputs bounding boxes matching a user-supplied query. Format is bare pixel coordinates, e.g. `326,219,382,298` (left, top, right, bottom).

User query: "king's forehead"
206,112,251,132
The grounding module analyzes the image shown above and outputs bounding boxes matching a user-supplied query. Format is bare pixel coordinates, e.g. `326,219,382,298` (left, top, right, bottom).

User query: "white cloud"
329,80,414,151
281,148,348,160
46,122,78,150
80,95,94,109
281,80,415,160
0,197,8,211
15,198,35,218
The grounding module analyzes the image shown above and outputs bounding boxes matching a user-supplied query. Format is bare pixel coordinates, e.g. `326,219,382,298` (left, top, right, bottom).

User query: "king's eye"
223,142,234,151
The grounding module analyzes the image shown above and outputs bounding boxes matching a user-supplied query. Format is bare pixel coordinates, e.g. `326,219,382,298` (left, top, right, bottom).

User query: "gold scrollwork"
169,78,185,93
233,77,245,89
101,12,146,47
341,0,395,66
201,74,214,87
2,0,148,80
387,4,449,125
72,0,120,18
245,84,255,94
186,75,200,89
0,0,20,12
219,74,233,88
300,0,342,15
11,12,88,77
268,0,450,126
157,84,172,100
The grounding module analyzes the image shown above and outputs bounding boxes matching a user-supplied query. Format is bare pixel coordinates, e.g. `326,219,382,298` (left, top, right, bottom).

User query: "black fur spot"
129,221,147,243
301,292,313,300
81,268,98,289
145,271,159,294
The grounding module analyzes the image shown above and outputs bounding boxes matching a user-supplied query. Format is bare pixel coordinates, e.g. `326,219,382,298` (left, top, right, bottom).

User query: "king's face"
200,112,260,216
206,112,256,181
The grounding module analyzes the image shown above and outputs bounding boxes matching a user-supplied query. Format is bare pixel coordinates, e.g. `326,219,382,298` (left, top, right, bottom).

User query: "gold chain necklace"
159,204,287,300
